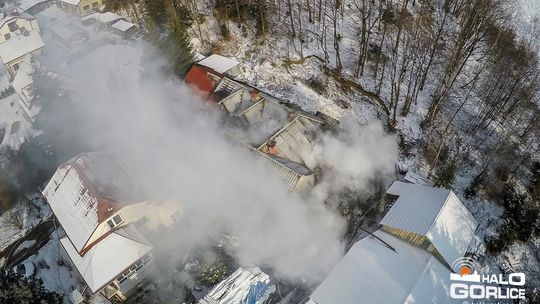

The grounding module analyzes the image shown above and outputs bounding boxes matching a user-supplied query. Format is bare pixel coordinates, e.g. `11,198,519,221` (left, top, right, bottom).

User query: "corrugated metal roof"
309,230,452,304
198,54,240,74
380,181,478,268
381,181,451,235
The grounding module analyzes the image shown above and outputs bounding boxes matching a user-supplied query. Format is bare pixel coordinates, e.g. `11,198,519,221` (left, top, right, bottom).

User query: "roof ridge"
426,188,453,235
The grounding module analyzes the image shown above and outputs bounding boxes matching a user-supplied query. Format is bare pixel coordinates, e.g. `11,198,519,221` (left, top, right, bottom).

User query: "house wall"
381,225,451,270
103,253,156,301
58,0,102,16
0,18,40,44
84,201,151,250
84,201,181,252
220,89,243,113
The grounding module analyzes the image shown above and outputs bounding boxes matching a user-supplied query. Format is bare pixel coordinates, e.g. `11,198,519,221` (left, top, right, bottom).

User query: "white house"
0,11,40,44
43,152,181,302
57,0,103,16
0,29,44,77
307,181,478,304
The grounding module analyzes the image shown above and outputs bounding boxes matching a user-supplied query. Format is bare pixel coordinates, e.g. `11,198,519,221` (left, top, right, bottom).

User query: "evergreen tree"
144,0,169,29
434,160,458,188
0,272,63,303
159,19,194,77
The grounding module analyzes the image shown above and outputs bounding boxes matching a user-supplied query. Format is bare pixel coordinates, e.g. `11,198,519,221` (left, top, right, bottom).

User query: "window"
83,5,89,10
4,33,10,40
107,214,124,228
12,63,19,71
7,21,18,32
92,2,98,8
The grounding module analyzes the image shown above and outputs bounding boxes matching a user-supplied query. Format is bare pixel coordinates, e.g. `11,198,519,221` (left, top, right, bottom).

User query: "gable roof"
42,152,148,253
97,12,123,24
308,230,452,304
19,0,50,11
110,19,135,32
58,0,81,5
0,11,35,29
198,54,240,75
60,225,152,293
380,181,478,269
0,30,44,64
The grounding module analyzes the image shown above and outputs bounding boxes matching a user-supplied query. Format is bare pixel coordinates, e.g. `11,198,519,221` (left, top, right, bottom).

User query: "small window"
4,33,10,40
83,5,90,10
92,2,98,8
107,214,124,228
8,21,18,32
12,63,19,71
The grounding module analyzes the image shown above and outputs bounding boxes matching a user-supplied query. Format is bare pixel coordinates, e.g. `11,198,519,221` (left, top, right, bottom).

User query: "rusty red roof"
184,64,221,98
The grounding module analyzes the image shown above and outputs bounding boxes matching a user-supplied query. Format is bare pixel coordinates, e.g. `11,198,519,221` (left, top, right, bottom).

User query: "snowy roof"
0,30,44,64
97,12,123,24
42,152,148,253
381,181,478,269
60,226,152,293
198,54,240,74
404,171,434,186
19,0,49,11
59,0,81,5
80,12,100,21
0,12,35,28
199,267,271,304
308,230,452,304
110,19,134,32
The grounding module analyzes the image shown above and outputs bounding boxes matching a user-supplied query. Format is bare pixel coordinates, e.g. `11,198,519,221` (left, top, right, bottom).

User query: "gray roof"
381,181,478,269
308,230,453,304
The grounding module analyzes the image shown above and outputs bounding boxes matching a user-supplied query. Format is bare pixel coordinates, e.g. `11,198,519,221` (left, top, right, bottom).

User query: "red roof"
184,64,221,98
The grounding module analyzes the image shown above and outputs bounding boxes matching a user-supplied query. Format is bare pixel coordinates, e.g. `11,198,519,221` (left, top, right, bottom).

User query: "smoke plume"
38,23,397,285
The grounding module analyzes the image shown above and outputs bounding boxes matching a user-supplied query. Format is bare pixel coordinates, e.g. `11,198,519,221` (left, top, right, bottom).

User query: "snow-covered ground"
22,231,81,296
0,193,51,253
186,0,540,296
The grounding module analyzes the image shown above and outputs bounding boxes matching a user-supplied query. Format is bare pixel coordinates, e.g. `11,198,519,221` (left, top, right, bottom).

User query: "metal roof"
308,230,452,304
381,181,478,268
198,54,240,74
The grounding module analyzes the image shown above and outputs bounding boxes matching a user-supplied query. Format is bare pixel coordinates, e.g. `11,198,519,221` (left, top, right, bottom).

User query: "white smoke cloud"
38,19,397,286
308,119,399,204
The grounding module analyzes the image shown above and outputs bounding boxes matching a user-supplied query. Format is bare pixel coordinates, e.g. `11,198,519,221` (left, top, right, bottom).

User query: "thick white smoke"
40,28,397,284
308,119,399,204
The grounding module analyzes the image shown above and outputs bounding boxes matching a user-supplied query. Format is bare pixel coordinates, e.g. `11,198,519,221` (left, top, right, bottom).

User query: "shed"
381,181,478,270
197,54,241,77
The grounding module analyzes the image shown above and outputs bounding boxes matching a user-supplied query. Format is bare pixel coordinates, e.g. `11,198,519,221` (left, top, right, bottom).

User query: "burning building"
185,54,339,192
